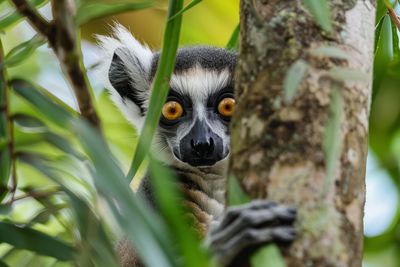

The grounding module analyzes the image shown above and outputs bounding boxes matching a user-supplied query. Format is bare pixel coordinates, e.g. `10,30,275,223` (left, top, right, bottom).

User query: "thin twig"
10,0,53,38
11,0,101,129
388,7,400,31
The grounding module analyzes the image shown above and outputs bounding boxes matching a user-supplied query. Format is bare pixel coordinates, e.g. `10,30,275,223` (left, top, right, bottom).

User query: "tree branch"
10,0,53,38
11,0,101,129
388,7,400,31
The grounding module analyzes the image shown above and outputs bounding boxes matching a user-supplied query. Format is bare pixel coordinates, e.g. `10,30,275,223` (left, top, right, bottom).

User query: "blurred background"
1,0,399,266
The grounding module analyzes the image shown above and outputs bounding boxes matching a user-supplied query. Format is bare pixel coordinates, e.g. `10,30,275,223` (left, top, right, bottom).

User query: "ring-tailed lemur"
98,25,297,267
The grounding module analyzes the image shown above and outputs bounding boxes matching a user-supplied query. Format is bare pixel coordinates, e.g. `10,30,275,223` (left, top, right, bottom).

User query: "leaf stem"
388,7,400,31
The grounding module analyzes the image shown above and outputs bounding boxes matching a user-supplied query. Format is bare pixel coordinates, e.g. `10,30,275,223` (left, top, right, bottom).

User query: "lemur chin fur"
98,24,297,267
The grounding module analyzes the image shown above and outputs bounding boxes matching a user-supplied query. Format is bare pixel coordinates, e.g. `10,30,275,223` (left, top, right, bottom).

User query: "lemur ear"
97,24,153,132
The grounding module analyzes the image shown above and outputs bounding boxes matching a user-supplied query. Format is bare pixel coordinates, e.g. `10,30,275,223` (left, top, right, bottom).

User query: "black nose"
191,138,214,158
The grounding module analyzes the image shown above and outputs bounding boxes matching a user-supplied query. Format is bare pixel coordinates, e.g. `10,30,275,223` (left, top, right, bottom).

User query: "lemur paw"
206,200,297,267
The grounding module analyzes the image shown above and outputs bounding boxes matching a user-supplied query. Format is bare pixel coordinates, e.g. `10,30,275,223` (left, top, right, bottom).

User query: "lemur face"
98,25,236,168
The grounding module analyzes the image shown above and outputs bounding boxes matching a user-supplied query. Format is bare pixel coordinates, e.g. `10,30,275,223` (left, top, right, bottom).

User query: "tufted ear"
97,24,153,132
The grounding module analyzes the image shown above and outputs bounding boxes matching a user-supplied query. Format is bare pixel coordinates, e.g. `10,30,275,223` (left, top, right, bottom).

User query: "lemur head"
98,25,236,171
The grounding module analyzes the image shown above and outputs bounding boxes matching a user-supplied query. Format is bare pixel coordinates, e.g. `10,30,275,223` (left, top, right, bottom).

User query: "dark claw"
206,200,297,267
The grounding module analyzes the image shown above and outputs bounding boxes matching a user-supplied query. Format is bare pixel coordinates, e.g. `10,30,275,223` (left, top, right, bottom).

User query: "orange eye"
162,101,183,120
218,98,235,117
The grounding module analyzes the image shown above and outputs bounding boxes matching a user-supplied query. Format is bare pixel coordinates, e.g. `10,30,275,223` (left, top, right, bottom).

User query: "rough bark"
229,1,375,267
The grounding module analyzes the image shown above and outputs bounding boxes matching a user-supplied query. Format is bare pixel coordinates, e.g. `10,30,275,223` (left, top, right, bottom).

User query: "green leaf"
13,113,47,133
148,157,212,267
76,1,154,25
0,221,75,261
0,260,9,267
0,204,12,215
283,59,309,103
323,87,343,192
327,67,369,82
168,0,203,21
0,0,49,30
228,175,250,206
251,245,286,267
18,154,119,267
43,132,84,159
127,0,184,180
0,149,11,197
303,0,332,32
374,14,393,92
226,24,240,50
374,15,385,52
1,35,46,69
72,119,177,267
391,17,399,60
311,46,348,60
11,79,73,128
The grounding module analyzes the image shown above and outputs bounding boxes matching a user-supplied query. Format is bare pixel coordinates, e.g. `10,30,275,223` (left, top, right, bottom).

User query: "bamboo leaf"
228,175,250,206
391,17,399,60
72,119,178,267
374,14,393,91
13,114,47,133
0,0,49,30
168,0,203,21
0,149,11,198
303,0,332,32
283,59,309,103
1,35,45,69
0,221,75,261
311,46,348,60
43,132,84,159
148,157,212,267
127,0,184,180
11,79,73,128
19,153,119,267
226,24,240,50
76,1,154,25
251,245,286,267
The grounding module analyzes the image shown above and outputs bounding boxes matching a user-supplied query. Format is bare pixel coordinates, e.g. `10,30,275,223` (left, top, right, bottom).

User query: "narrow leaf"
0,149,11,196
13,114,47,133
72,119,177,267
226,24,240,50
148,157,211,267
228,175,250,206
0,221,75,261
283,59,309,103
1,35,45,68
303,0,332,32
374,14,393,91
76,1,154,25
0,0,49,30
168,0,202,21
127,0,184,180
11,79,73,127
251,245,286,267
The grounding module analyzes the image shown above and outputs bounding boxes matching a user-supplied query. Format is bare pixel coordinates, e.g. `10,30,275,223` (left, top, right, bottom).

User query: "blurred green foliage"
0,0,399,267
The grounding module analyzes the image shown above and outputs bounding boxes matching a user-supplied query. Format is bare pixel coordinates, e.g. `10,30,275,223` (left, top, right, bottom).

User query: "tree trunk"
229,1,375,266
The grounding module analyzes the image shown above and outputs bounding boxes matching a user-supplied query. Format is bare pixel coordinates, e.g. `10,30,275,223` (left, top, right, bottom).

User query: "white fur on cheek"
96,23,153,133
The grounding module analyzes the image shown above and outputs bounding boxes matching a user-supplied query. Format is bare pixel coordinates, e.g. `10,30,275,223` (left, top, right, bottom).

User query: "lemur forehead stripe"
150,46,237,78
169,65,232,102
